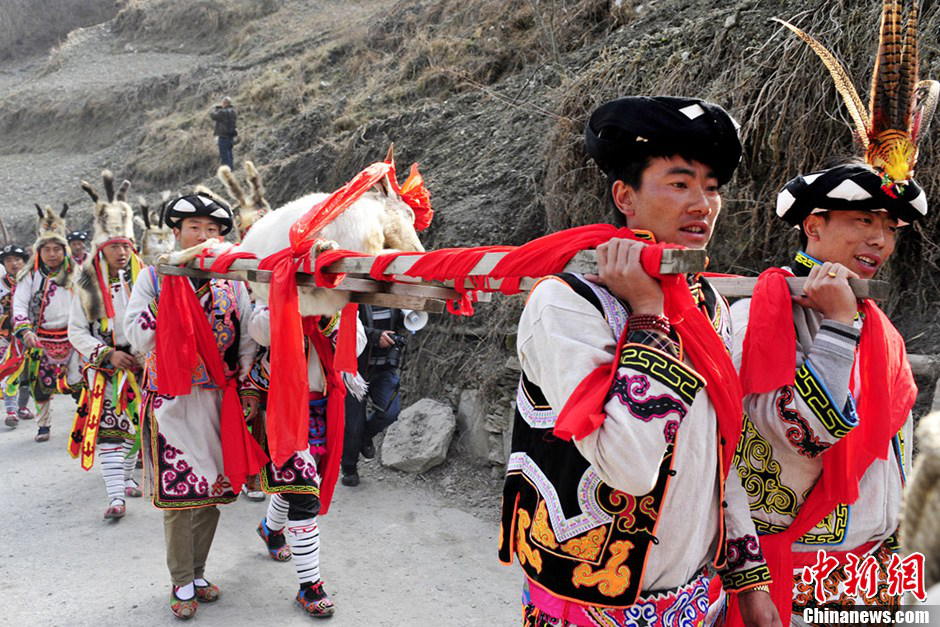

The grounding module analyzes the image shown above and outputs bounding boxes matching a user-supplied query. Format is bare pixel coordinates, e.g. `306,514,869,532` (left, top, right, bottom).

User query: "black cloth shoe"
341,472,359,487
360,439,375,460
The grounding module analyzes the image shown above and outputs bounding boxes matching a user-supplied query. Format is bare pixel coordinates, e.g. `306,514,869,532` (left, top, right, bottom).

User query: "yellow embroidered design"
561,527,607,562
516,509,543,573
531,501,559,549
571,540,634,597
734,415,799,516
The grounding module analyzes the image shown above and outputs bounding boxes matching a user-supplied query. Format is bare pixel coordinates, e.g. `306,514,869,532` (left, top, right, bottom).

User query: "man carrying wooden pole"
728,163,926,624
497,96,779,626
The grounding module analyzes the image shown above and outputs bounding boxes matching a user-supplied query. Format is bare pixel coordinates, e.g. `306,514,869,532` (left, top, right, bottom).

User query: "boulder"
381,398,456,473
456,388,490,461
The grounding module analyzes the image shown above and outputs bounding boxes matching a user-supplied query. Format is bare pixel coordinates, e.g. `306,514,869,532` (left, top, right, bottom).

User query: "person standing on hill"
210,97,237,170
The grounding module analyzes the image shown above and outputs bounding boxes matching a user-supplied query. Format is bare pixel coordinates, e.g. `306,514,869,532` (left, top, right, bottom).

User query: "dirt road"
0,397,520,626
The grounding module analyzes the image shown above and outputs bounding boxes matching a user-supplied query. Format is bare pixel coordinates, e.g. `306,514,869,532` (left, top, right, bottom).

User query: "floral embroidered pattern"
531,501,560,549
560,527,607,562
726,534,764,570
159,434,211,498
777,387,830,457
571,540,634,597
609,373,686,442
734,415,799,517
516,508,544,573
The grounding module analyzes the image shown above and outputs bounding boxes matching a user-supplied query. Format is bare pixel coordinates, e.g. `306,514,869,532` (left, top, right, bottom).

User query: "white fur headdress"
80,170,135,250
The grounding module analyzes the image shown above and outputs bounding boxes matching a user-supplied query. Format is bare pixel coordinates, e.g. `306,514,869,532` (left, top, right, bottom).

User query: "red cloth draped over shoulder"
303,317,347,515
154,274,268,493
258,165,394,468
730,272,917,625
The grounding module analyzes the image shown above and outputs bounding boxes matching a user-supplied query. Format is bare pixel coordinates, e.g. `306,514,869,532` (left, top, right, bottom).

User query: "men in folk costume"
68,230,90,266
67,171,144,520
499,96,779,626
731,166,921,624
727,3,936,623
0,245,33,428
125,194,265,620
249,304,366,618
12,203,80,442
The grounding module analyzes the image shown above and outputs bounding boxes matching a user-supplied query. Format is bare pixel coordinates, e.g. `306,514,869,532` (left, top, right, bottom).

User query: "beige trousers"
163,506,221,586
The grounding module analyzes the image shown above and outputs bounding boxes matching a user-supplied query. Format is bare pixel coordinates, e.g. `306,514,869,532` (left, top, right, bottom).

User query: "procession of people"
2,3,939,625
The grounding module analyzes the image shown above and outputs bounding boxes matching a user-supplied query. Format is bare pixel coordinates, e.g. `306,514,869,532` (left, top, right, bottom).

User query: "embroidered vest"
498,273,726,607
142,273,242,392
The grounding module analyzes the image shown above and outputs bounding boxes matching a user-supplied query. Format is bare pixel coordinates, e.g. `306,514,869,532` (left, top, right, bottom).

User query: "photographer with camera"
209,96,237,169
341,305,425,486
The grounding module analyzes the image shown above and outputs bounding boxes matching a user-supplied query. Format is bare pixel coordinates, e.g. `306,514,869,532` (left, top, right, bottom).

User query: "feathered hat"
774,1,938,223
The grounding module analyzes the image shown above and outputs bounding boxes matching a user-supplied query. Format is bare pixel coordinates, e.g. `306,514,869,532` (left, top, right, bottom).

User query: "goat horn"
60,202,69,218
217,165,246,206
102,170,115,202
80,180,99,203
0,218,9,245
385,143,395,163
116,179,131,202
137,196,151,229
244,161,267,210
35,203,44,218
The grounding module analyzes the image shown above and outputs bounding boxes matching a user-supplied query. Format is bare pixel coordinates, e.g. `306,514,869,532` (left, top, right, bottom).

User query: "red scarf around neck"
155,274,268,493
734,268,916,624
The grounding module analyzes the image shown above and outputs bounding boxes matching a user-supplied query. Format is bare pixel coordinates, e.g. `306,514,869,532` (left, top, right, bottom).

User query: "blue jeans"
364,366,401,440
217,136,234,169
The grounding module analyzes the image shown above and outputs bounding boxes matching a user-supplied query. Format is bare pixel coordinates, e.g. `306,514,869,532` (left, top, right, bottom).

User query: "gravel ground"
0,397,521,627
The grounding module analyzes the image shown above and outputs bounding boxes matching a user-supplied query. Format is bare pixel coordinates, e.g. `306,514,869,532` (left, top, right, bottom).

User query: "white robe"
124,268,256,508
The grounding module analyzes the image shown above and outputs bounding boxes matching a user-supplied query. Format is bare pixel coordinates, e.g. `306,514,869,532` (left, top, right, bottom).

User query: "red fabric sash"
732,274,917,625
155,275,268,493
303,317,347,515
257,165,391,467
312,224,744,474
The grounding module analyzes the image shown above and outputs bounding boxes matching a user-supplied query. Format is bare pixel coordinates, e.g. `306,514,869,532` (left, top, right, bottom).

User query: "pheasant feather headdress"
774,1,938,193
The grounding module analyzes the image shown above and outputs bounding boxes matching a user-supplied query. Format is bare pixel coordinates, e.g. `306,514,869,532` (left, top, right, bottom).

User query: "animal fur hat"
80,170,136,251
28,202,75,285
76,170,142,322
33,202,70,251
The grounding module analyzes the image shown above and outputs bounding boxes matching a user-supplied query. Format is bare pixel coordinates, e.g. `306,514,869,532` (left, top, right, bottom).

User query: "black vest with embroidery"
498,273,726,607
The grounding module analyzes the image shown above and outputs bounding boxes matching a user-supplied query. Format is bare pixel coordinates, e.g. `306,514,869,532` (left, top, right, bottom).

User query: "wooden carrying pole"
158,248,888,311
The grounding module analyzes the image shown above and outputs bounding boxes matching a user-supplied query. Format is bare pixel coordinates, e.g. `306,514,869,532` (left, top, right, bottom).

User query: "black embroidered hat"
584,96,743,186
162,193,234,235
776,163,927,226
67,230,89,242
0,245,29,262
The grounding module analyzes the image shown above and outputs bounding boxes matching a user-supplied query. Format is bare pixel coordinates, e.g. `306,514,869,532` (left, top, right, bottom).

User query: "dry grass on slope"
543,1,940,343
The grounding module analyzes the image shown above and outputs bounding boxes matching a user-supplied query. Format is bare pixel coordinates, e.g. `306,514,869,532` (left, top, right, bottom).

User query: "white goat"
162,148,427,316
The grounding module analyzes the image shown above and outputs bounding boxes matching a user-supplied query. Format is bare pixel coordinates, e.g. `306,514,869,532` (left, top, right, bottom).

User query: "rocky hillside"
1,0,938,440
